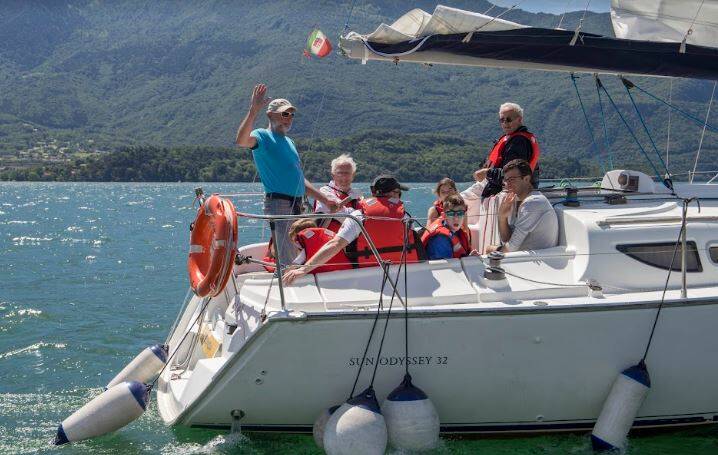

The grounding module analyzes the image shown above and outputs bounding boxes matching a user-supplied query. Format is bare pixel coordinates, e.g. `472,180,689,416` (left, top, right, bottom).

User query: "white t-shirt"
462,181,558,251
505,192,558,251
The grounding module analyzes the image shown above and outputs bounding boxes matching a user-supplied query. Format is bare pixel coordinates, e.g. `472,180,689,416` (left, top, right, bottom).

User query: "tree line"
1,131,612,183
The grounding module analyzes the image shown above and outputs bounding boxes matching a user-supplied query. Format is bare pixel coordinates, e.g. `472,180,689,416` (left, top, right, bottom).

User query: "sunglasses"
280,111,295,118
445,210,465,217
499,117,515,123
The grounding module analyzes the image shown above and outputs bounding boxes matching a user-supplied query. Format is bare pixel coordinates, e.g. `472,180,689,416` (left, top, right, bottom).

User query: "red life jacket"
487,130,540,170
313,185,361,233
420,218,471,259
347,197,421,267
296,227,352,274
263,238,276,273
432,199,445,218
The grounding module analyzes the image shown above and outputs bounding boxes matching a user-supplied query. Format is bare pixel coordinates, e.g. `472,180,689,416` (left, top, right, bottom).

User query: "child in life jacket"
427,178,458,224
288,218,352,274
421,194,472,260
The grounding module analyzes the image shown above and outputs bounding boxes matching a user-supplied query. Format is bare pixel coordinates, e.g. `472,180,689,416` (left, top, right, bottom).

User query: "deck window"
710,246,718,263
616,242,702,272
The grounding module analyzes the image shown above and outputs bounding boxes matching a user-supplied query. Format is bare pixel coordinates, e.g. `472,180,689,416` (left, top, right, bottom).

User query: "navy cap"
371,175,409,194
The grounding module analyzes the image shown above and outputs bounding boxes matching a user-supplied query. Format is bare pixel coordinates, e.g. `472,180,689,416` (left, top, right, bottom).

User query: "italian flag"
306,29,333,58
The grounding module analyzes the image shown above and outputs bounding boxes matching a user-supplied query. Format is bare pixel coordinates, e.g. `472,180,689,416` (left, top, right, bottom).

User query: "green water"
1,182,716,454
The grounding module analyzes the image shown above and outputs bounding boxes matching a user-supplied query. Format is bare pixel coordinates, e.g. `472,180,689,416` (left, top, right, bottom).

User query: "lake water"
1,182,717,454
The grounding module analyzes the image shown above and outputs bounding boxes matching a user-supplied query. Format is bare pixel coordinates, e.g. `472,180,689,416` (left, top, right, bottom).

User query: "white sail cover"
611,0,718,48
355,4,525,44
340,4,718,80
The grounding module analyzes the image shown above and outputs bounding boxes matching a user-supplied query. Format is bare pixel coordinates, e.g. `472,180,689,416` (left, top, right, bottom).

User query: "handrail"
597,215,718,227
235,211,407,311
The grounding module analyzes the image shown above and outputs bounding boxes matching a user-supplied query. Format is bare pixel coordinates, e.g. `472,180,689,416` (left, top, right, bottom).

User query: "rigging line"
349,267,389,398
571,74,606,175
641,200,691,362
621,78,672,181
666,78,674,169
403,224,409,376
151,295,213,389
342,0,359,33
556,0,572,29
597,77,663,182
595,76,615,169
631,82,718,134
683,0,706,43
369,246,408,386
690,81,717,183
164,287,195,345
462,0,527,42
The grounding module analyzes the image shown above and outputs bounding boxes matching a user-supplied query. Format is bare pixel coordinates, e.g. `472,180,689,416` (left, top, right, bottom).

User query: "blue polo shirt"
250,128,305,197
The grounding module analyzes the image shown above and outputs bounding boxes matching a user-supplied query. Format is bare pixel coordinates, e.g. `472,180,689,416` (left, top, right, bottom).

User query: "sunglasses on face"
281,111,295,118
503,175,525,183
499,117,515,123
446,210,465,217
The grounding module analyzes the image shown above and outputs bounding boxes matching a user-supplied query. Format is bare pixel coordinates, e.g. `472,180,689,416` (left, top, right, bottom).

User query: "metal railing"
235,211,408,311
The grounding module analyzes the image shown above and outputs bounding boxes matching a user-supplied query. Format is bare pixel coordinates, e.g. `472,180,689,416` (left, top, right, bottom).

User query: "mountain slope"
0,0,716,176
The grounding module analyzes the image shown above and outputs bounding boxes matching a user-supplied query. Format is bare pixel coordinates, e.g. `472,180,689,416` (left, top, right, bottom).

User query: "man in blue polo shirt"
236,83,337,267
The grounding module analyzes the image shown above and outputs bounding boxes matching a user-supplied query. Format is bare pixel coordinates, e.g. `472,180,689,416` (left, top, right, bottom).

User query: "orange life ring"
187,195,238,297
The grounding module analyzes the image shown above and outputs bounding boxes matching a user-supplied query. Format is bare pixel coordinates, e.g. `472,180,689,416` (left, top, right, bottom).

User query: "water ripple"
0,342,67,360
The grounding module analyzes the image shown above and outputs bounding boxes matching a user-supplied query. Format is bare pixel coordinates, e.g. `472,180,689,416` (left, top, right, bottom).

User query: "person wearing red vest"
288,218,352,274
426,177,458,224
282,175,423,285
313,154,362,232
421,194,471,260
480,102,540,198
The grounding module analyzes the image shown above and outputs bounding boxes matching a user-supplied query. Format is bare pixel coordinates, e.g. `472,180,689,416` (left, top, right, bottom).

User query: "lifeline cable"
641,198,694,362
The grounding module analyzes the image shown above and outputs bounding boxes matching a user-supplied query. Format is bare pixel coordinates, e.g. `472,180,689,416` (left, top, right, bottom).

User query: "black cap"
371,175,409,194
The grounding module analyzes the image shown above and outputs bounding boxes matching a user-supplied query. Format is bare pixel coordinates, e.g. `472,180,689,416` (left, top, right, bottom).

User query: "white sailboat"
154,0,718,441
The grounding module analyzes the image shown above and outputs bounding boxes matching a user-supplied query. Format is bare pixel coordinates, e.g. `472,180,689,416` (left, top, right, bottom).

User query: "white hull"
157,292,718,433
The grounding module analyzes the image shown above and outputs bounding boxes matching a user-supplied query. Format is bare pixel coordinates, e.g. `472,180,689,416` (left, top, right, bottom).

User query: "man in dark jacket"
478,102,540,198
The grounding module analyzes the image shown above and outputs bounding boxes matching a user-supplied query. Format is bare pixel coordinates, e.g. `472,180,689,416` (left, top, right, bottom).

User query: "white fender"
323,387,387,455
591,361,651,451
312,405,339,449
106,344,168,389
382,374,440,451
54,381,150,445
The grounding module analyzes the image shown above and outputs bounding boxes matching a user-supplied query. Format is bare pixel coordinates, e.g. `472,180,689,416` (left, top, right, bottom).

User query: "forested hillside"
1,0,716,180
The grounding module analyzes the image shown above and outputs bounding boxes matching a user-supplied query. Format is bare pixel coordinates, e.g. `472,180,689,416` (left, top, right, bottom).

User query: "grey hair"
331,153,357,174
499,102,524,118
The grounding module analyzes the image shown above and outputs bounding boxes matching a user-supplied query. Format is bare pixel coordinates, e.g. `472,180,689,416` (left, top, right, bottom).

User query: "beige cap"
267,98,296,113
